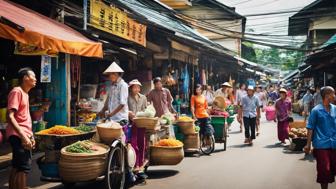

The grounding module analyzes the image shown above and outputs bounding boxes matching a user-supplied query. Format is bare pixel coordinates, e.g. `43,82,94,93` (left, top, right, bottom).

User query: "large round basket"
96,124,123,144
150,146,184,166
59,143,109,182
177,121,195,135
183,132,200,149
289,121,306,129
133,117,159,130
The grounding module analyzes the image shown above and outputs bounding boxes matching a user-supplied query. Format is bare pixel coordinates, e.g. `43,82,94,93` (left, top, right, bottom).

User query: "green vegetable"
66,141,93,153
75,125,93,132
195,126,200,132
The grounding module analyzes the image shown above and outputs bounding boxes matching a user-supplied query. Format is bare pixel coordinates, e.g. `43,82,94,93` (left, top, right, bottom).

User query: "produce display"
78,112,97,123
178,116,194,122
195,126,200,133
226,105,236,116
160,113,175,125
136,104,156,118
210,109,230,118
97,121,122,129
75,125,94,132
155,139,183,147
289,128,308,138
37,125,81,135
65,140,98,153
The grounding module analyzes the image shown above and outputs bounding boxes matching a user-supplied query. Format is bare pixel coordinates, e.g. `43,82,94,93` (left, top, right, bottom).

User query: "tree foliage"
242,42,304,71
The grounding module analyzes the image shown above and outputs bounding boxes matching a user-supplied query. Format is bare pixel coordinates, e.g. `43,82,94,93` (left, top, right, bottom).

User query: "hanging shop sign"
90,0,147,47
40,56,52,83
14,42,58,57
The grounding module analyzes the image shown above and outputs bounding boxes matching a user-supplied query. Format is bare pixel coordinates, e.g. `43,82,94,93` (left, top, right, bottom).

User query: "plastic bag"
135,104,156,118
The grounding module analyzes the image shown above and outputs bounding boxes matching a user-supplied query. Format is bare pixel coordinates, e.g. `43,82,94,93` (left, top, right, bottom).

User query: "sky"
219,0,316,47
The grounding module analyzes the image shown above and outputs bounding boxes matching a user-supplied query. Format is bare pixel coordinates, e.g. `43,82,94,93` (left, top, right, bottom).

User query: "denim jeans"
198,118,214,136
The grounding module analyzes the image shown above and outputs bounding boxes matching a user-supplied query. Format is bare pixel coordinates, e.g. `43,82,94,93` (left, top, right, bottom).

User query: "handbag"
287,117,294,123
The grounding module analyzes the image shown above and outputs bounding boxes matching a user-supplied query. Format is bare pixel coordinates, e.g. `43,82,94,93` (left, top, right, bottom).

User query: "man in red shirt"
7,67,36,189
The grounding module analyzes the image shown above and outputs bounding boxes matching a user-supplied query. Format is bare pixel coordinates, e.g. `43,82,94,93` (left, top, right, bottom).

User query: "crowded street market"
0,0,336,189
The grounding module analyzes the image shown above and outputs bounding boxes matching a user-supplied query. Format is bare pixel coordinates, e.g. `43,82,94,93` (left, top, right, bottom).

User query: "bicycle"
196,120,215,155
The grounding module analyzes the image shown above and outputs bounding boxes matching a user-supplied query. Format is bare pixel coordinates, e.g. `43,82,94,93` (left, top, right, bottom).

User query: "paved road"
0,117,334,189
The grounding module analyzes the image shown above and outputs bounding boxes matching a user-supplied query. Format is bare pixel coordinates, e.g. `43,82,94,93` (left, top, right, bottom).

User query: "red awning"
0,0,103,58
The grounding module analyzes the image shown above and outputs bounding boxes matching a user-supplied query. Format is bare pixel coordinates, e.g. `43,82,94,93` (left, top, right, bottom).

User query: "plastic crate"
211,116,226,125
211,117,225,139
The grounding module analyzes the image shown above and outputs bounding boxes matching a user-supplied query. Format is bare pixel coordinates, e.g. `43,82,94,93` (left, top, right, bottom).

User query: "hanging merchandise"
71,55,81,88
182,64,190,101
195,67,200,85
40,55,52,83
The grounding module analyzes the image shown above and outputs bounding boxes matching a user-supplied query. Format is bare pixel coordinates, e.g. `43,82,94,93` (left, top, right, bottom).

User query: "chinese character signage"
90,0,146,47
41,56,52,83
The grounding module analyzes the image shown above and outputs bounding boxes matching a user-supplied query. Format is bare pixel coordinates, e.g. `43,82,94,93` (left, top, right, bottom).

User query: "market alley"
0,117,327,189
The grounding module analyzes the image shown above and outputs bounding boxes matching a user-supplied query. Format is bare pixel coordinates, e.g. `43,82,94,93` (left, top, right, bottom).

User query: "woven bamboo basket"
183,132,200,149
289,121,306,129
59,143,109,182
292,103,302,114
177,121,195,135
150,145,184,166
133,117,159,130
96,124,123,144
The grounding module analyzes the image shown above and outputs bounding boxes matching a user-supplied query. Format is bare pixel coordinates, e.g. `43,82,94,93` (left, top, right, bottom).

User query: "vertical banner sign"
90,0,146,46
41,56,52,83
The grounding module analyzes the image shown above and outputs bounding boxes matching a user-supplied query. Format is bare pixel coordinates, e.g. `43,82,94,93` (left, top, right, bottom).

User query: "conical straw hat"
103,62,124,74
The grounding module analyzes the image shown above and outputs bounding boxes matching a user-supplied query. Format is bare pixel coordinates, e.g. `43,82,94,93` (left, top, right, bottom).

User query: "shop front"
0,0,103,135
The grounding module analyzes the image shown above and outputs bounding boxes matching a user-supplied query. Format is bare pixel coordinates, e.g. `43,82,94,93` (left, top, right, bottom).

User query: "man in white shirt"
202,85,214,105
215,82,232,99
99,62,129,124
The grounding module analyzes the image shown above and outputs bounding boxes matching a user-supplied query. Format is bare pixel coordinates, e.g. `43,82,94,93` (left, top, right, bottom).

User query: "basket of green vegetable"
74,125,95,133
59,141,109,182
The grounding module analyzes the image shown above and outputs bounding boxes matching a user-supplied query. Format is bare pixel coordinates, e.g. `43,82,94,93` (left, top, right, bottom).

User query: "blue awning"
320,34,336,48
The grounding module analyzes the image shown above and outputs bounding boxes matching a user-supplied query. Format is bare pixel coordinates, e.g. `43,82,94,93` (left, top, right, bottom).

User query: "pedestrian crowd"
4,63,335,189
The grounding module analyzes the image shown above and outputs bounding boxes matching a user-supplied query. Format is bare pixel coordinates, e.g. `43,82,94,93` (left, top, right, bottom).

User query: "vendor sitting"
128,79,148,179
98,62,129,125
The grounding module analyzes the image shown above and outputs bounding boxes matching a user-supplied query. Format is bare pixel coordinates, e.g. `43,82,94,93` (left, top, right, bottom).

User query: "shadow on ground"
229,131,241,135
264,143,283,149
146,170,179,180
229,144,252,148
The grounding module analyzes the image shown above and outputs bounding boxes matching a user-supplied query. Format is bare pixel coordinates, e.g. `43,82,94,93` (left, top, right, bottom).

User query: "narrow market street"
1,0,336,189
0,117,329,189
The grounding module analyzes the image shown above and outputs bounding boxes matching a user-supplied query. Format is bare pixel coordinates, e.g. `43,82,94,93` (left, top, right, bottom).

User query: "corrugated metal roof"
117,0,233,55
283,70,299,81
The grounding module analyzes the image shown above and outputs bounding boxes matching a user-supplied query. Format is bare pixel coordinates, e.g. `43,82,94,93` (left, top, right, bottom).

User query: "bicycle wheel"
199,134,215,155
105,146,126,189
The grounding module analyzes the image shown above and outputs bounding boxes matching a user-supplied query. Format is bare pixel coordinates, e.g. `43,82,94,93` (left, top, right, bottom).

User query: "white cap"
247,85,255,90
129,79,142,87
221,82,232,88
103,62,124,74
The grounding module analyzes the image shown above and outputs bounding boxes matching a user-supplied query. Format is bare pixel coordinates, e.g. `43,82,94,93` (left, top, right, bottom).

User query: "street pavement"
0,116,335,189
